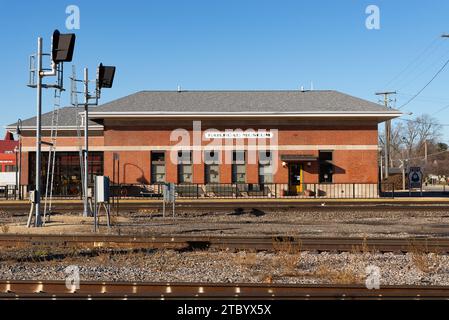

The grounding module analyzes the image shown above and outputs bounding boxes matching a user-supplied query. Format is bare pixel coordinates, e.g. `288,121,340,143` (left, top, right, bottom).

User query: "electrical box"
29,190,39,203
163,183,176,203
95,176,110,203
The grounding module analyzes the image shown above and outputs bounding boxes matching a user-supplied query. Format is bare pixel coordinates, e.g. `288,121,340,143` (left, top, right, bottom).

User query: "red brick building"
0,132,18,187
7,90,401,198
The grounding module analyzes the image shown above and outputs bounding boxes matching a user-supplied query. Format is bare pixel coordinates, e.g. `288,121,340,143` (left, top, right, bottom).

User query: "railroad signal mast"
27,30,76,227
71,64,116,217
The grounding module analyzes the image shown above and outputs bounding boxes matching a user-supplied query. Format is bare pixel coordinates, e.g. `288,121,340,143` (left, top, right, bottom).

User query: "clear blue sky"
1,0,449,141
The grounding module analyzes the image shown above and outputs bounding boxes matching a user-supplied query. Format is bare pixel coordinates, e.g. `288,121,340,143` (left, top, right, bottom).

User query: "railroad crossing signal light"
98,64,116,89
51,30,76,63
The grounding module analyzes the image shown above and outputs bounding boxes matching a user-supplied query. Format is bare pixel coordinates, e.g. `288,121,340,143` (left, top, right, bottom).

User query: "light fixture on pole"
27,30,76,227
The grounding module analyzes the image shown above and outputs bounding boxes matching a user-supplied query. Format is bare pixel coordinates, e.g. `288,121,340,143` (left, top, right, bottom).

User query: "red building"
0,132,18,187
7,90,401,198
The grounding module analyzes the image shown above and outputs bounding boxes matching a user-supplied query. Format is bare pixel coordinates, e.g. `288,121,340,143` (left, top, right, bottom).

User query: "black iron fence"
6,182,448,201
0,185,18,200
111,183,383,200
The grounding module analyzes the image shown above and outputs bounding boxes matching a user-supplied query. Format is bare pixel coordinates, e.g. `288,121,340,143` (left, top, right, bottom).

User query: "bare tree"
380,114,443,168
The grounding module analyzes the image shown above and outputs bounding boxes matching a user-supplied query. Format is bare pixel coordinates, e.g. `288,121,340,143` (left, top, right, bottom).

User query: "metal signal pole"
376,91,396,179
27,30,75,227
83,68,90,217
35,37,43,227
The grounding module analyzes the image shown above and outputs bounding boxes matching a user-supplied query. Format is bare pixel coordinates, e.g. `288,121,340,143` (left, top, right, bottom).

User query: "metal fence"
8,182,448,201
111,183,382,200
0,185,18,200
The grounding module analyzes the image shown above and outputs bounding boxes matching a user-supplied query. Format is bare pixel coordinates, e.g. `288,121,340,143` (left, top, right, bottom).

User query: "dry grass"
351,236,373,254
234,252,258,268
314,264,362,284
272,236,302,254
137,208,159,216
110,214,119,226
272,236,302,275
262,274,273,284
408,242,442,273
0,224,10,234
95,252,111,265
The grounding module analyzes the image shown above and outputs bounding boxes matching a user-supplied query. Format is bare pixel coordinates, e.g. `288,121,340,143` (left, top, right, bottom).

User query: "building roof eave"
88,111,402,121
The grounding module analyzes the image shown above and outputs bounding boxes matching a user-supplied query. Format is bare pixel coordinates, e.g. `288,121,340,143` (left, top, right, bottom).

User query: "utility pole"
379,149,384,181
376,91,397,179
424,140,428,165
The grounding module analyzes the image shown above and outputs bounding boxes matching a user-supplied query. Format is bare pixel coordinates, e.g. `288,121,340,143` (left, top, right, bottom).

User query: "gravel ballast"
1,250,448,286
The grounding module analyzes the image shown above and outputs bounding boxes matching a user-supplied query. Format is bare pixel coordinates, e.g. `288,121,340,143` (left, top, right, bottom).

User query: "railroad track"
0,281,448,299
0,234,448,253
1,201,448,213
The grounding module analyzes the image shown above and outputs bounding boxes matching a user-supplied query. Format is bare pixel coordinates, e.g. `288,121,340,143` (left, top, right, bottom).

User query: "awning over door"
280,155,318,162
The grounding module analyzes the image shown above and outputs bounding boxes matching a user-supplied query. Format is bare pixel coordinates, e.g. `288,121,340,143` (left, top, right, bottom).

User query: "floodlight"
52,30,76,63
98,63,116,89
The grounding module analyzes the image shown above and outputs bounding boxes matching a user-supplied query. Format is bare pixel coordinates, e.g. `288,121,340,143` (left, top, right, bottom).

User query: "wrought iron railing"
111,183,384,200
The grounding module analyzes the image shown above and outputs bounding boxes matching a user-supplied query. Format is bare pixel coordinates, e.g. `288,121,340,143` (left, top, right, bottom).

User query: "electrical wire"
397,57,449,109
392,149,449,163
382,37,442,90
395,118,449,127
396,48,449,92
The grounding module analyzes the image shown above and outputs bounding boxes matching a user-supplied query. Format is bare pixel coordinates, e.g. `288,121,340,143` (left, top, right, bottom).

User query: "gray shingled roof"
7,90,398,129
7,107,99,128
93,90,394,113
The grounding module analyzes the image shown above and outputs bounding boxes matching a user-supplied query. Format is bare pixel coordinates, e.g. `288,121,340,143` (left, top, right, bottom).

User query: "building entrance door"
288,163,303,195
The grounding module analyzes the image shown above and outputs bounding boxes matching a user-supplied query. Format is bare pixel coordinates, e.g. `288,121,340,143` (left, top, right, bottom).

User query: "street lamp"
14,146,18,199
16,119,22,200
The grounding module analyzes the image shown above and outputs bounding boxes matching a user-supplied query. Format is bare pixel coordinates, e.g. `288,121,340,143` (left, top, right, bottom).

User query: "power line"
397,92,449,104
432,103,449,116
382,36,442,90
398,57,449,109
392,149,449,163
396,118,449,127
396,48,449,92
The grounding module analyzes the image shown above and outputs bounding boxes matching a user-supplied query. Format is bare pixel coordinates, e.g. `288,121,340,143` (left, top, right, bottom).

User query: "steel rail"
0,281,448,299
0,234,448,253
1,201,448,213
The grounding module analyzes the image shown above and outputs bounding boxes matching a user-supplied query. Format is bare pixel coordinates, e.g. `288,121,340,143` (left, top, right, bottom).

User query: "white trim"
22,145,379,152
5,126,103,132
89,111,402,119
